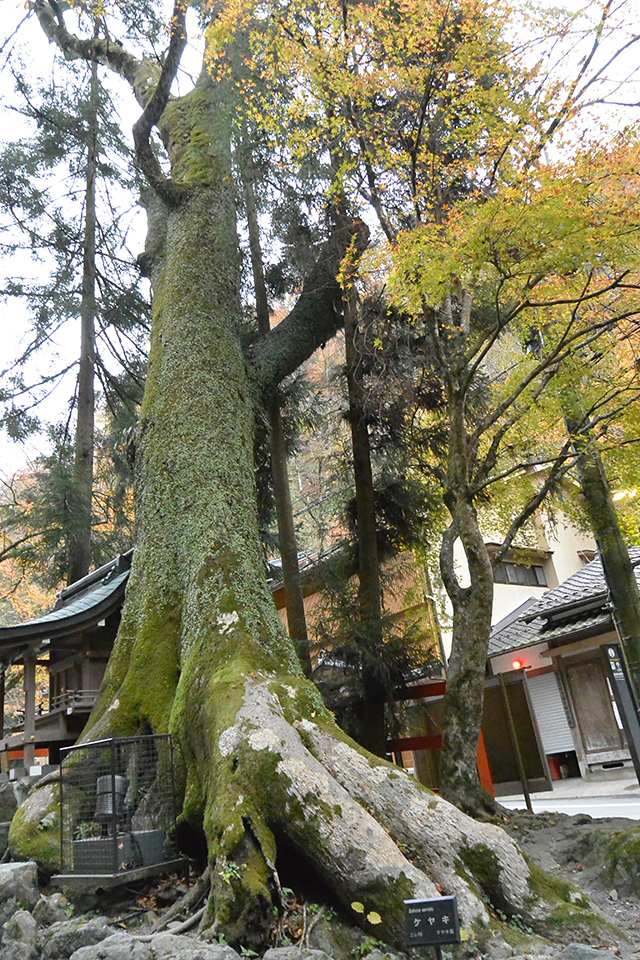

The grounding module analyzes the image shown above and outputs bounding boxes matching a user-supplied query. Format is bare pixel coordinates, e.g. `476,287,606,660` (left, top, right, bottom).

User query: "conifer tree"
0,49,148,582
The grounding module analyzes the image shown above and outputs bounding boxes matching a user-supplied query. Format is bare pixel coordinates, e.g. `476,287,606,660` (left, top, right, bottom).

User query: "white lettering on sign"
404,897,461,947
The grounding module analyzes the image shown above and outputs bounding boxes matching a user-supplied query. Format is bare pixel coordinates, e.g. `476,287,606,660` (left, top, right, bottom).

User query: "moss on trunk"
566,407,640,697
14,16,627,958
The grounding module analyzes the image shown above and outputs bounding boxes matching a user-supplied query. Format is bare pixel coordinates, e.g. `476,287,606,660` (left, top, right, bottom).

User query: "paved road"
500,794,640,820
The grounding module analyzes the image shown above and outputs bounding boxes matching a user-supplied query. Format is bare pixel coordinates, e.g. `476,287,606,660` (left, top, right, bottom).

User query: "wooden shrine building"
0,552,132,778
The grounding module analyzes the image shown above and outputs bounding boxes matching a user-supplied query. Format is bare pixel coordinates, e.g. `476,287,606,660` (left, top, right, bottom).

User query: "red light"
512,658,524,670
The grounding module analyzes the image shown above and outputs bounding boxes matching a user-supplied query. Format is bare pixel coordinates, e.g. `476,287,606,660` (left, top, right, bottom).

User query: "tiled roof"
489,602,545,657
489,548,640,657
0,559,131,649
540,611,611,643
522,547,640,620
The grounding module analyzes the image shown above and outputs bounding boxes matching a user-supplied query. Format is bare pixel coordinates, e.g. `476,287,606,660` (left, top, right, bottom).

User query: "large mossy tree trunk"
78,140,529,937
23,17,548,951
77,70,519,946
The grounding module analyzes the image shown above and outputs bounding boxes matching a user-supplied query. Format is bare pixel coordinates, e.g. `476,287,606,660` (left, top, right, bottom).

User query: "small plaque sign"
603,642,640,784
404,895,461,946
606,645,625,682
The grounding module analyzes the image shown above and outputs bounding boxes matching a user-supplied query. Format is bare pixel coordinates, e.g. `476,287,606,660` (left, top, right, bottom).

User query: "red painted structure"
386,678,496,797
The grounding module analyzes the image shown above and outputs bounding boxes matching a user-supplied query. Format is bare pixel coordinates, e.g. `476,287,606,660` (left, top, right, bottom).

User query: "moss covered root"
9,779,61,876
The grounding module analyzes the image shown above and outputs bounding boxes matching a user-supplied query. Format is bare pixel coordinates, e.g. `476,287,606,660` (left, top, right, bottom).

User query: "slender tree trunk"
565,408,640,698
241,146,311,676
344,290,387,757
268,401,312,674
69,53,98,584
439,503,495,814
438,387,496,814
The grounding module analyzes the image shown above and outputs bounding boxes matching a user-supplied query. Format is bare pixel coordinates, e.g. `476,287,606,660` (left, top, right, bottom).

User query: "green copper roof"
0,557,131,650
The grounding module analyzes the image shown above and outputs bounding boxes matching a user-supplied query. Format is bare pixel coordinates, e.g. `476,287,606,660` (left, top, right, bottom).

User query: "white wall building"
436,506,596,658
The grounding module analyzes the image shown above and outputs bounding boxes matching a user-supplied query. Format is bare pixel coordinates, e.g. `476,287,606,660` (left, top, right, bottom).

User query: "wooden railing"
5,690,100,733
49,690,100,713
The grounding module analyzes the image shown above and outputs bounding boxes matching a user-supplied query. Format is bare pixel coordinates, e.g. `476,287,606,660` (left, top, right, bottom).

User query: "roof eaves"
542,612,613,645
0,569,129,649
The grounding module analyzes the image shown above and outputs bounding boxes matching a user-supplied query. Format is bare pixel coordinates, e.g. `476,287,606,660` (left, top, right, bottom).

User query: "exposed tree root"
178,905,206,933
303,904,325,947
138,906,206,942
200,677,534,948
150,868,211,933
302,717,530,921
9,659,611,953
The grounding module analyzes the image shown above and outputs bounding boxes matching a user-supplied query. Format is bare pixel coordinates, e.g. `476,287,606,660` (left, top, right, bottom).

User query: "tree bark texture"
69,51,98,585
344,291,387,757
565,409,640,697
439,504,495,815
438,386,496,815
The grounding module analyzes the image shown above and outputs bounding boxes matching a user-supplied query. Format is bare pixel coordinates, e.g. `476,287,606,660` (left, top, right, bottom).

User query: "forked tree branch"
132,1,189,206
31,0,139,86
247,220,369,392
491,441,575,565
31,0,187,206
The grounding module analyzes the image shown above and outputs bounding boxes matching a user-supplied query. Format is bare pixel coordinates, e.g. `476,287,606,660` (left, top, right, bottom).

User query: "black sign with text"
603,642,640,783
404,896,461,946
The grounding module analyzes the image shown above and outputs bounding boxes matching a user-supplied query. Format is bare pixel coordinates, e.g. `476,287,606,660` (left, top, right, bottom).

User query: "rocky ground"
2,779,640,960
0,855,629,960
503,808,640,958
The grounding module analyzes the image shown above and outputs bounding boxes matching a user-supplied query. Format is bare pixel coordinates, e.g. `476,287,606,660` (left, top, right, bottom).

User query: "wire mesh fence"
60,734,178,876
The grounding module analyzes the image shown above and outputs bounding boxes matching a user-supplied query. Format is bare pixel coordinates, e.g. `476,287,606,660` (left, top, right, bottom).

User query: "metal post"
169,735,177,856
498,673,533,813
604,643,640,785
434,947,443,960
111,744,118,874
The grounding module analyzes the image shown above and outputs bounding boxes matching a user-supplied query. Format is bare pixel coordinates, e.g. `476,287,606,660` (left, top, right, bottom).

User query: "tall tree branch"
469,301,633,449
32,0,187,205
31,1,139,87
247,220,369,393
526,0,614,166
0,531,43,564
132,0,189,206
491,441,575,565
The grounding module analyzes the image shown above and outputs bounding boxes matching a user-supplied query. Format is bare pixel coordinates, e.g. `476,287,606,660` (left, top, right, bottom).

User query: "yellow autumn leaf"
367,912,382,925
460,929,470,941
351,902,365,914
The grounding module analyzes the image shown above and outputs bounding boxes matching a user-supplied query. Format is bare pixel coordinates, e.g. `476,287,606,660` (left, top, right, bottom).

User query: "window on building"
493,561,547,587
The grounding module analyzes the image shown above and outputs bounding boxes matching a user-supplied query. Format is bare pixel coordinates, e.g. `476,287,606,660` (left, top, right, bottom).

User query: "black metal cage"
60,734,178,876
